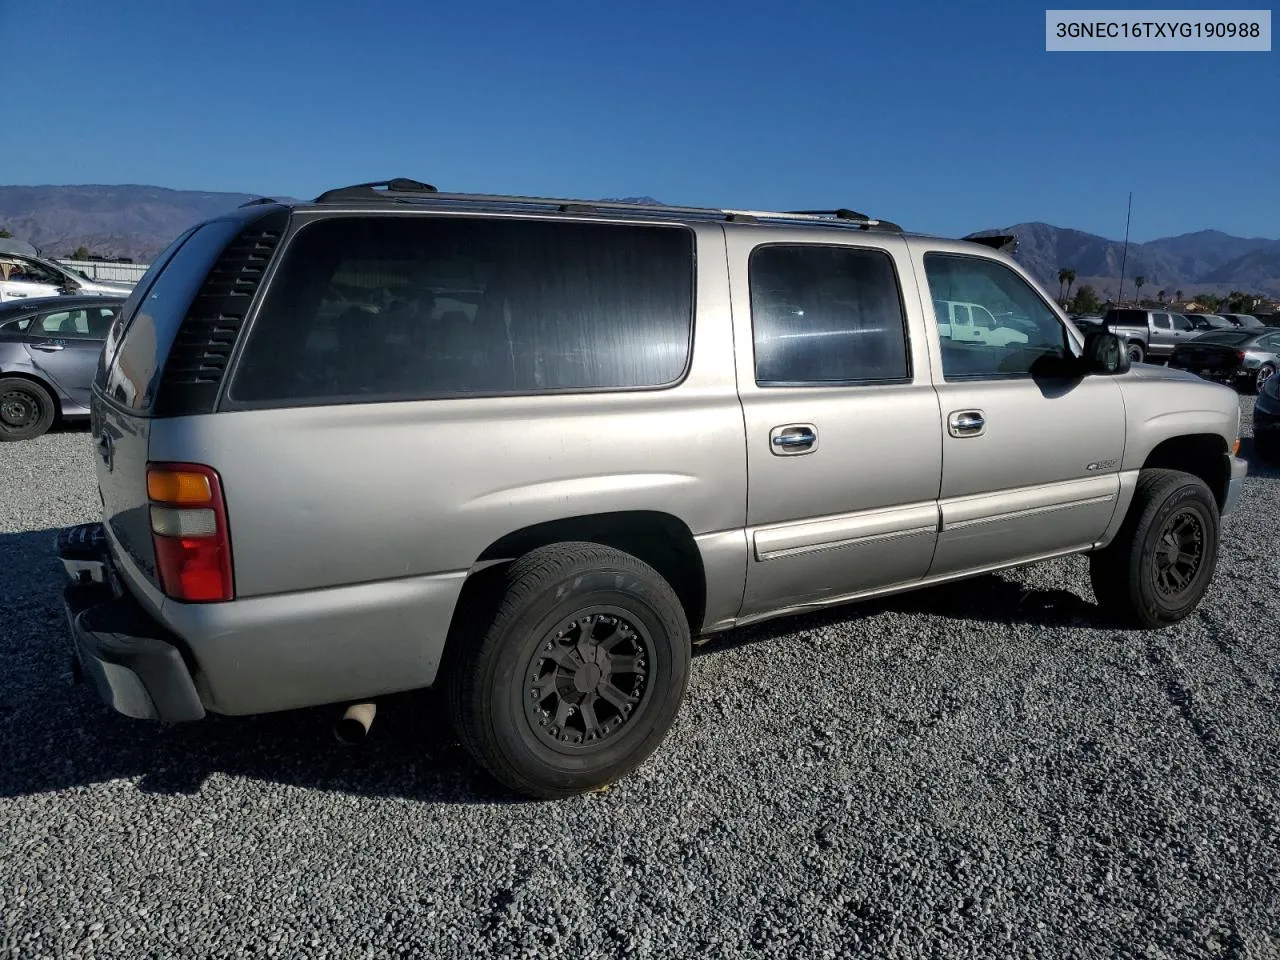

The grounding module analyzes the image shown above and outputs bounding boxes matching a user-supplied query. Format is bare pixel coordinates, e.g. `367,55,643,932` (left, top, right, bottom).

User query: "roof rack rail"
308,179,903,232
239,196,279,207
313,178,439,203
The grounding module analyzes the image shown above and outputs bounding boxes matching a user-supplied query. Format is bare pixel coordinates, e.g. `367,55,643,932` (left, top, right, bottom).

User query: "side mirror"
1082,331,1130,375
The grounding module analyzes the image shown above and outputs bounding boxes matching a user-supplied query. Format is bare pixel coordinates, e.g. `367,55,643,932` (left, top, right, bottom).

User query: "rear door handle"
31,342,65,351
770,423,818,455
948,410,986,437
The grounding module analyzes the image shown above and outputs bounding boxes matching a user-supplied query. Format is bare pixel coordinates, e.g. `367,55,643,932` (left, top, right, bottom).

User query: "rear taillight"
146,462,233,602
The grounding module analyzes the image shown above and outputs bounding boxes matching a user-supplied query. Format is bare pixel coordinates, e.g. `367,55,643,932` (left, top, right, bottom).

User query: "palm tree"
1062,269,1076,306
1157,289,1166,304
1175,289,1183,303
1057,268,1070,304
1134,276,1146,304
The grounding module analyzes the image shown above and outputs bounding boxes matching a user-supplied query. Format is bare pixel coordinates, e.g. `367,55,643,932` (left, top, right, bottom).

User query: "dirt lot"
2,400,1277,959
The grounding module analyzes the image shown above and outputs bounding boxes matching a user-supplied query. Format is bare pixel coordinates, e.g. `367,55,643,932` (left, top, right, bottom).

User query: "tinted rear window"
100,219,246,411
228,215,695,404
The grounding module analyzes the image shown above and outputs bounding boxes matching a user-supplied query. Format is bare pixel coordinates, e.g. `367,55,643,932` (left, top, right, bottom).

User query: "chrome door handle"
770,424,818,455
32,342,65,351
948,410,986,437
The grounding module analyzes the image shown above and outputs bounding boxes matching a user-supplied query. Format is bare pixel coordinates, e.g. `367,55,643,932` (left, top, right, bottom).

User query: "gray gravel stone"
1,404,1278,959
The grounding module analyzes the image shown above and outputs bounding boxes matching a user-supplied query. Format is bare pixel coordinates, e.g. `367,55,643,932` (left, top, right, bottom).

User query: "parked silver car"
55,180,1247,798
1168,327,1280,393
0,295,124,440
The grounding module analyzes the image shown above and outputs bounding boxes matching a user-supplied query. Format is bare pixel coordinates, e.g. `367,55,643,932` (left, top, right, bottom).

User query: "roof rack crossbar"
313,178,439,203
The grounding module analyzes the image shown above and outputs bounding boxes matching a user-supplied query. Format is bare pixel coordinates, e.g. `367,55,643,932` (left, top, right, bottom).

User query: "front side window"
748,244,909,385
5,257,64,286
1171,314,1192,331
230,215,694,404
1153,313,1171,329
924,253,1069,379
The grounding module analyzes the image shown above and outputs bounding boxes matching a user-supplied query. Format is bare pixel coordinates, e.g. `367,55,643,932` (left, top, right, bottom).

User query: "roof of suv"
236,177,1018,253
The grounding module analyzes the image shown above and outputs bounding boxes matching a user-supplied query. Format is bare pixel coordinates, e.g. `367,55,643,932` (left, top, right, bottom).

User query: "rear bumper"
56,523,205,723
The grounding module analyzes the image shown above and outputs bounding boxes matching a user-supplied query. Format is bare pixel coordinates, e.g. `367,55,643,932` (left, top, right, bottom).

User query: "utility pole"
1117,191,1132,305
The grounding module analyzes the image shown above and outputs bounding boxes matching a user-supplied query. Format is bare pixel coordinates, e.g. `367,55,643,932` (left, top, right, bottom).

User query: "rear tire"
445,542,691,800
0,378,56,442
1089,469,1220,628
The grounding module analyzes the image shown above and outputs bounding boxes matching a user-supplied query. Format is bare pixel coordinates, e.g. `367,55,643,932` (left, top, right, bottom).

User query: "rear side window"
748,244,909,385
101,219,247,411
0,316,33,332
229,215,695,404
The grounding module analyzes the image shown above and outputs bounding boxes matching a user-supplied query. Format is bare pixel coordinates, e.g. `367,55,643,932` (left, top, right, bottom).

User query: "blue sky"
1,0,1275,241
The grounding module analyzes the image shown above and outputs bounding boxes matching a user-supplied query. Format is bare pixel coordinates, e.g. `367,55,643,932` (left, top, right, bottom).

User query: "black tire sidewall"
0,379,56,442
1131,480,1218,625
486,566,689,793
1127,344,1144,363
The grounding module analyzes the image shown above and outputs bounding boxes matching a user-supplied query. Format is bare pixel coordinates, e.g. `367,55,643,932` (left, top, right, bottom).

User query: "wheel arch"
442,510,709,667
1140,433,1230,510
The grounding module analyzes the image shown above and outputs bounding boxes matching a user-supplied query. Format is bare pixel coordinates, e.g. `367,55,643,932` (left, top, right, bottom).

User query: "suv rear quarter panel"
146,219,748,714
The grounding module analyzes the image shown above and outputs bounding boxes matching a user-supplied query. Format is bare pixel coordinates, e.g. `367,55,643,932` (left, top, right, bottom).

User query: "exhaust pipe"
334,702,376,745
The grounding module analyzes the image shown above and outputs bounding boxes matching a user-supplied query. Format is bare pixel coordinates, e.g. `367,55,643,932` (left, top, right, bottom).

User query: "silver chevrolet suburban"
56,179,1248,799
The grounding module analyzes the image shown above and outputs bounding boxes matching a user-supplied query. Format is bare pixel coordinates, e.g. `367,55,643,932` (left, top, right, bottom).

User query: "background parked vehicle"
1100,307,1197,363
0,295,123,440
1184,312,1234,330
1219,313,1266,329
0,252,134,302
1253,370,1280,461
1167,327,1280,394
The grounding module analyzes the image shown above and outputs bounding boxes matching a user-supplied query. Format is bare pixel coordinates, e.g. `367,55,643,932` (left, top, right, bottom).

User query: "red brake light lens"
146,462,233,602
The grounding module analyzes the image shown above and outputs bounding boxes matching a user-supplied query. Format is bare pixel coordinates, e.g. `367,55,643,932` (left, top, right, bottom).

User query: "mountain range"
2,185,1277,298
969,222,1280,300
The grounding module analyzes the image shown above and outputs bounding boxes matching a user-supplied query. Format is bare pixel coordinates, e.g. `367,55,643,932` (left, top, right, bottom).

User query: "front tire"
1126,342,1145,364
1253,362,1276,395
445,542,691,800
0,378,56,442
1090,469,1220,628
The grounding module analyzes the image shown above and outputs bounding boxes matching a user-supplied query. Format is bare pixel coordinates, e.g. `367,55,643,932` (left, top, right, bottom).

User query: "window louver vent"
154,210,288,417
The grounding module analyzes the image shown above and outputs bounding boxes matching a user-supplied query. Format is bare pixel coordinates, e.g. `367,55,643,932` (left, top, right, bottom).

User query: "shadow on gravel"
696,571,1103,660
0,527,517,805
3,521,1104,804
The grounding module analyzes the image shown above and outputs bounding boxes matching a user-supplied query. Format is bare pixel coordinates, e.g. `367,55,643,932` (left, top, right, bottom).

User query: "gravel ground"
2,402,1278,960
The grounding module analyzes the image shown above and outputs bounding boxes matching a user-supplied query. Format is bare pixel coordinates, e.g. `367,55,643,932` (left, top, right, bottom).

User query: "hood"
1126,362,1205,384
79,278,135,294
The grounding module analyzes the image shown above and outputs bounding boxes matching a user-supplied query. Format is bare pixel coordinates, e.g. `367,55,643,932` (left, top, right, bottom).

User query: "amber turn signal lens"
147,469,212,505
1233,439,1241,456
